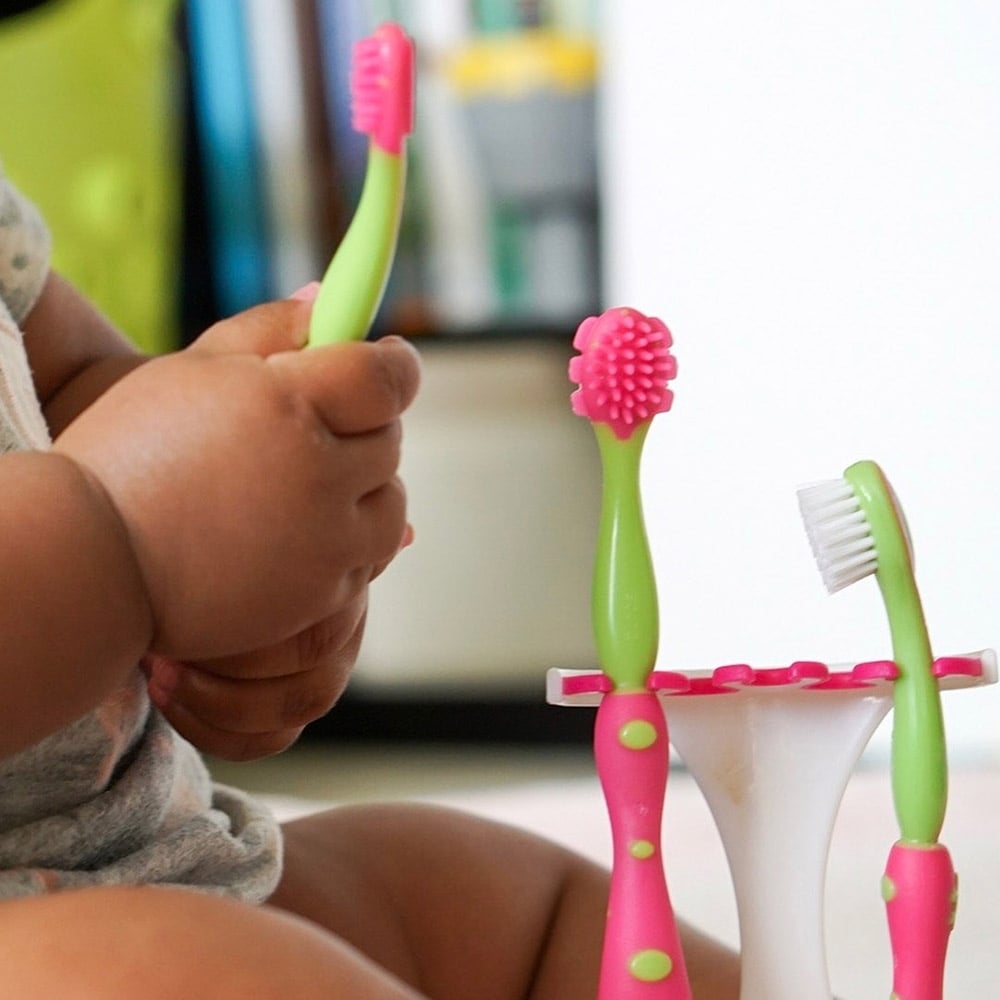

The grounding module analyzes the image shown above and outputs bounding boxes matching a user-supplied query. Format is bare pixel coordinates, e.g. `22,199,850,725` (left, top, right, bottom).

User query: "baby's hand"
143,597,366,760
53,297,420,662
144,518,414,760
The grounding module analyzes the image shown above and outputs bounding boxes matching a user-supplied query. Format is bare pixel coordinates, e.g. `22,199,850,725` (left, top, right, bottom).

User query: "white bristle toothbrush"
308,21,414,346
568,306,691,999
798,460,956,1000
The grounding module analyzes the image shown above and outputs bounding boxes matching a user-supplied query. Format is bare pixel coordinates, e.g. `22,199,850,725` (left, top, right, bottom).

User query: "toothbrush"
308,22,414,346
568,306,691,999
798,460,956,1000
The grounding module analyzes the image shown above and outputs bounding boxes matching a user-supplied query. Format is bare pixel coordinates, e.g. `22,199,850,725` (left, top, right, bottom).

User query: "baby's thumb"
190,282,320,358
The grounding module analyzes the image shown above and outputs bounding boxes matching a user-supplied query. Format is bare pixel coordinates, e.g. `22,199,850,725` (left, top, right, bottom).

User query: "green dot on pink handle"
618,719,658,750
629,840,656,859
629,949,673,982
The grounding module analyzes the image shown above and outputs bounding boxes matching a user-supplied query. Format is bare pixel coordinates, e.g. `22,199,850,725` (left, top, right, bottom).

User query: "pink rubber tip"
351,22,415,155
569,307,676,440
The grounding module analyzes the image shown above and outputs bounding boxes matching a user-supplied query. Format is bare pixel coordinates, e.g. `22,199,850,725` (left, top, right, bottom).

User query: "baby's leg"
0,884,422,999
271,802,741,1000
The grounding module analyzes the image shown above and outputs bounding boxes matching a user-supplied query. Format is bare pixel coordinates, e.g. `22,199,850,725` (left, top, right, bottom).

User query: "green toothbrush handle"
891,654,948,845
879,553,947,845
592,423,658,691
308,146,406,346
846,460,948,846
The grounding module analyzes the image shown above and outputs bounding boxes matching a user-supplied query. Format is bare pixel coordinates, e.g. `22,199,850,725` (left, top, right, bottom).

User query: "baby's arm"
1,294,419,761
21,271,148,435
0,448,153,757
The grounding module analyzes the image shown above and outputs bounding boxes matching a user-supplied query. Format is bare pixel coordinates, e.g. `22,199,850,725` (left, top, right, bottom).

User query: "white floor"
212,743,1000,999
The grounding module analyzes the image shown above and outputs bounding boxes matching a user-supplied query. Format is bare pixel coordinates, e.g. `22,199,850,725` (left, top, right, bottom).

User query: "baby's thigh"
0,884,421,999
272,802,607,1000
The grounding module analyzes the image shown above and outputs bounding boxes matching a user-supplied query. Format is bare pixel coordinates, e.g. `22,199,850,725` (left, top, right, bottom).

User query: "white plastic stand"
548,650,996,1000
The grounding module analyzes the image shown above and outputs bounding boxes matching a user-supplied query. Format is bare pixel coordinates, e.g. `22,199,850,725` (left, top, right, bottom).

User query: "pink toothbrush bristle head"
568,307,677,439
351,22,415,155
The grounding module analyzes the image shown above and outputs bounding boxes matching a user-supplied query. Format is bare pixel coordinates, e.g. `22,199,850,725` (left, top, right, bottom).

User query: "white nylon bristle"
797,477,877,593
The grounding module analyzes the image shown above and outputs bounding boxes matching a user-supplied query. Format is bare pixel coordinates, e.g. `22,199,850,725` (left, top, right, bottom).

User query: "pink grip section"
595,691,691,999
884,841,957,1000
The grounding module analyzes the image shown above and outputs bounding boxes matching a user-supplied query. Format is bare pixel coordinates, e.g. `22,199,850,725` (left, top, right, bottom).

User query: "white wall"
599,2,1000,755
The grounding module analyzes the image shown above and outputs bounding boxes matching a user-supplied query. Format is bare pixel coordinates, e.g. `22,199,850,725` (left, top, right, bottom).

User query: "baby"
0,168,739,998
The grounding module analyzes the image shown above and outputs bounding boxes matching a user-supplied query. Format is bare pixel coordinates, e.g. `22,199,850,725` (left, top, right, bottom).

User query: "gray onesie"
0,169,282,901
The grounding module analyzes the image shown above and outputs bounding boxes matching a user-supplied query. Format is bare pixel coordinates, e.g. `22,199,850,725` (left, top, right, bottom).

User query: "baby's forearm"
43,352,150,435
21,272,148,436
0,451,152,758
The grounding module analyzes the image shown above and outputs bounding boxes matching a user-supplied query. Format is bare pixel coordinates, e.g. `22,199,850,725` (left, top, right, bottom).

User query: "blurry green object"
0,0,182,353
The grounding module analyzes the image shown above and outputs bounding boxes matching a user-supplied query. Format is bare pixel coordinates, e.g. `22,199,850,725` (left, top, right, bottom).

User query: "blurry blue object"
185,0,270,313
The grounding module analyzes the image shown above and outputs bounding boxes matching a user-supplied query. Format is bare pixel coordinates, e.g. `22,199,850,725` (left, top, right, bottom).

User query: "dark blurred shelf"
390,322,579,346
301,691,595,746
0,2,53,20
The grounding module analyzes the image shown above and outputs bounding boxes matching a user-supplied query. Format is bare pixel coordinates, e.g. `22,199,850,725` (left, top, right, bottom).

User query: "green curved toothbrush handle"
892,649,948,845
846,460,947,845
592,423,659,691
308,146,406,346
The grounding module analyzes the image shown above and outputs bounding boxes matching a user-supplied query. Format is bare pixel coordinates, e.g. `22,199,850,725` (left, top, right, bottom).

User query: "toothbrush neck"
592,423,658,691
878,563,933,674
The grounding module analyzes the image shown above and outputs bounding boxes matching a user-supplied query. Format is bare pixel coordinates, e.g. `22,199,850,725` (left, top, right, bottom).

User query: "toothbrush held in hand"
309,22,414,346
569,307,690,1000
799,461,956,1000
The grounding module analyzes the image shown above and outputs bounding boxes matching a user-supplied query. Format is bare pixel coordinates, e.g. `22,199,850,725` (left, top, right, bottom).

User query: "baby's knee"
0,884,411,999
0,887,256,997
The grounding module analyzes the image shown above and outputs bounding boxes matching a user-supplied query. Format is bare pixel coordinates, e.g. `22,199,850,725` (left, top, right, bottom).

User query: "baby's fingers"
190,297,314,357
145,609,365,760
161,700,306,761
355,477,411,579
269,335,421,435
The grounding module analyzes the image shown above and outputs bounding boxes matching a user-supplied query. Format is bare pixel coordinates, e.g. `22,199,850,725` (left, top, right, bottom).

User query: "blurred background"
600,2,1000,763
0,0,997,762
0,0,605,746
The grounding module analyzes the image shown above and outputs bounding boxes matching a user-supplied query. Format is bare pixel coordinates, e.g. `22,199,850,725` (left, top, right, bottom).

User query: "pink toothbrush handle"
883,841,957,1000
595,690,691,999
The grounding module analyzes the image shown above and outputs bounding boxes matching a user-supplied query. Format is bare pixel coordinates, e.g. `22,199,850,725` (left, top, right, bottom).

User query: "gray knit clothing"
0,169,282,901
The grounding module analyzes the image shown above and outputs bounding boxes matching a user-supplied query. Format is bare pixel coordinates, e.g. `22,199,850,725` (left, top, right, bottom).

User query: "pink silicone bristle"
572,314,598,351
350,23,415,155
568,307,677,439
